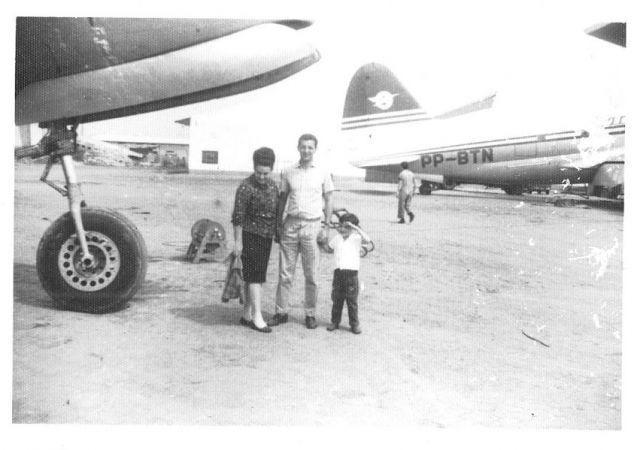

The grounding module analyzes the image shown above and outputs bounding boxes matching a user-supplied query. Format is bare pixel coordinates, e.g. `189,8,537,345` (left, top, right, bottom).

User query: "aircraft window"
202,151,219,164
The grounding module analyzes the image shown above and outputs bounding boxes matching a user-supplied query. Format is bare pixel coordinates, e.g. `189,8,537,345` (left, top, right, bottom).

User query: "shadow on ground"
170,303,240,327
13,263,56,310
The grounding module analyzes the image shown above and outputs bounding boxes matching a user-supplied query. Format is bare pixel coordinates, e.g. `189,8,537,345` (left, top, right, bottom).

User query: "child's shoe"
350,324,362,334
326,323,339,331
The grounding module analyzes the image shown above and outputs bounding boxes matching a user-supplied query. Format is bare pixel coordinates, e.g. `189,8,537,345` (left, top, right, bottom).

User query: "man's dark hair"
253,147,275,168
298,133,318,148
339,212,359,227
401,161,409,169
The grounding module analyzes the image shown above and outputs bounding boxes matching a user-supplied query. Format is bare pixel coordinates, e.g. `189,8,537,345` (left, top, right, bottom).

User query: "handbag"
221,254,244,303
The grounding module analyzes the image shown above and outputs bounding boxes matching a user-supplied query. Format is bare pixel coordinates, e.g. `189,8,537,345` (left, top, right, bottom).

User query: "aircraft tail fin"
342,63,427,130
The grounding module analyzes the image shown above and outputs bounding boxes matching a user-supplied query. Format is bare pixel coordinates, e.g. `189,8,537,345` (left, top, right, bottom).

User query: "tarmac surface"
12,164,623,427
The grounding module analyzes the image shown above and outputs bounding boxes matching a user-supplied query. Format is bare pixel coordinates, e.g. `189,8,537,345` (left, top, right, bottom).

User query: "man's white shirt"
281,163,334,220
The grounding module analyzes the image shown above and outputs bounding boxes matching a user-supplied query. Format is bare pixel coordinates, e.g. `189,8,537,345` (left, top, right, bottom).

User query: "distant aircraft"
339,25,625,198
15,17,319,313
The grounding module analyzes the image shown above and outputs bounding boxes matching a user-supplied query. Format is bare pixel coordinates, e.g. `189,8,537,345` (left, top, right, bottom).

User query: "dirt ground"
12,163,623,428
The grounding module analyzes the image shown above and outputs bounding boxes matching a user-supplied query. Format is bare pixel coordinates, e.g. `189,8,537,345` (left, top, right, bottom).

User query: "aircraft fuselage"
357,118,624,193
411,125,624,187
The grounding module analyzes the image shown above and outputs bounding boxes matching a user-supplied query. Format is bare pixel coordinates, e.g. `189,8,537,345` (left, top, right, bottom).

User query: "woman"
231,147,279,332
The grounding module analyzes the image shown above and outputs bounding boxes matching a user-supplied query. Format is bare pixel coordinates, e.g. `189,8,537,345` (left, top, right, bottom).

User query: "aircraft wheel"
443,180,457,190
419,183,432,195
504,186,524,195
36,207,148,313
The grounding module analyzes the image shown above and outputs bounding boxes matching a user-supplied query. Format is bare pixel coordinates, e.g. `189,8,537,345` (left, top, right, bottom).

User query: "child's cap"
339,212,359,226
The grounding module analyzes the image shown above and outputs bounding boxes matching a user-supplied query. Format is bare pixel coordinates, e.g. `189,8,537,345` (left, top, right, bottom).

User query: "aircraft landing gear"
37,208,148,313
26,122,147,313
442,179,457,190
419,181,432,195
503,186,524,195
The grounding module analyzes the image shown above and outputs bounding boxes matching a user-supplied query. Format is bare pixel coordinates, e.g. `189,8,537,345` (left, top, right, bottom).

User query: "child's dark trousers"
330,269,359,327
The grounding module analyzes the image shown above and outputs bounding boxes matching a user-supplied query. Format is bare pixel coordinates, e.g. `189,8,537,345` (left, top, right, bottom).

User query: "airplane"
15,17,320,313
339,25,625,198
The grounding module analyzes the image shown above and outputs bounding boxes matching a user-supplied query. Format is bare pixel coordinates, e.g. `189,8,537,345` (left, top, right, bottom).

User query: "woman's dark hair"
253,147,275,168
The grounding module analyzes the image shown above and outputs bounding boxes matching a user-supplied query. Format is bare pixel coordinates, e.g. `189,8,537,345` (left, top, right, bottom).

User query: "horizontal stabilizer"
434,94,496,119
351,154,420,168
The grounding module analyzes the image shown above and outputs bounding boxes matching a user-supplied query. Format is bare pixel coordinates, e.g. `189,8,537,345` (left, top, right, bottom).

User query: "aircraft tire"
36,207,147,313
504,186,524,195
443,180,457,190
419,183,432,195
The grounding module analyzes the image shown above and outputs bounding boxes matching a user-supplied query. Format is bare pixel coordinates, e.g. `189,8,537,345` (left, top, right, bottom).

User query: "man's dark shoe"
351,324,362,334
267,313,288,327
398,219,405,224
326,323,339,331
408,212,415,223
305,316,318,329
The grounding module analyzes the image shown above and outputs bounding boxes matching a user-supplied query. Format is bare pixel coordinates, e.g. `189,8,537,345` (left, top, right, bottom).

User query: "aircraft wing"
15,18,319,125
353,154,422,168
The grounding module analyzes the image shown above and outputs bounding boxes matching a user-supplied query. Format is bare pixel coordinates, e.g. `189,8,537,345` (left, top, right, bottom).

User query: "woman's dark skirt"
241,230,273,283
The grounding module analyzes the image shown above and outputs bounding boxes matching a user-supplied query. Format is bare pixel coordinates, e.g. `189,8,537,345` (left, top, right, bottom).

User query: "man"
269,133,334,329
397,161,416,224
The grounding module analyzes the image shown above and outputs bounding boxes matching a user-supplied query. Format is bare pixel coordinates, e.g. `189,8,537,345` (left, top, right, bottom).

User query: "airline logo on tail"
368,91,399,110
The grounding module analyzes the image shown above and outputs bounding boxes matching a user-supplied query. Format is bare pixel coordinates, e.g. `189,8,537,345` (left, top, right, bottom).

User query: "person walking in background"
231,147,279,333
268,133,335,330
397,161,417,224
325,212,370,334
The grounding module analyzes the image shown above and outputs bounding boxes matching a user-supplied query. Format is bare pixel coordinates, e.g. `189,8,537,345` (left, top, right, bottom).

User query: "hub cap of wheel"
58,232,121,292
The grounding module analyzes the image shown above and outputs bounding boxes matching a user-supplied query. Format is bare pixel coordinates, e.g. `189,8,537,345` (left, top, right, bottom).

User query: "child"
326,212,371,334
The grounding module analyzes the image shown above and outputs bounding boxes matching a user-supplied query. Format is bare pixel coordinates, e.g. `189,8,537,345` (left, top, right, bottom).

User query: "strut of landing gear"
25,122,148,313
